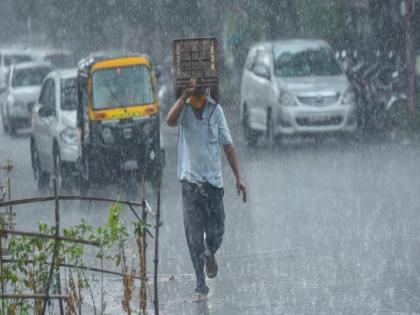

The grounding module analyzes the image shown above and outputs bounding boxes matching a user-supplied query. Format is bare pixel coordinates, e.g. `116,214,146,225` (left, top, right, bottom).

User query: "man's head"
189,78,205,97
189,78,206,109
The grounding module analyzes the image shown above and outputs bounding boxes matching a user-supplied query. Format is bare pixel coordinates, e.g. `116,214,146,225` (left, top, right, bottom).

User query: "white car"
30,69,78,191
240,39,357,146
1,61,52,134
32,48,76,69
0,48,34,87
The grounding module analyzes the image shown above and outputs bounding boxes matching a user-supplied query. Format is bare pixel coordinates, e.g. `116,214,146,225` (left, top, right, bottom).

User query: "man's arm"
166,92,187,127
166,80,196,127
223,144,247,203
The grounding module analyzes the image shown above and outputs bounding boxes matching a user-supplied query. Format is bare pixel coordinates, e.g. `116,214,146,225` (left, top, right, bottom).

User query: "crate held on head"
172,37,219,102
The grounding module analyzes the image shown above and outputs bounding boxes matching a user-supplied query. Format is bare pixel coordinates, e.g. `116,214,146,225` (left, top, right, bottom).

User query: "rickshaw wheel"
125,175,139,200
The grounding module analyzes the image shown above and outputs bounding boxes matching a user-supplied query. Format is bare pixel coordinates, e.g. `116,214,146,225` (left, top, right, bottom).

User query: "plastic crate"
172,37,219,101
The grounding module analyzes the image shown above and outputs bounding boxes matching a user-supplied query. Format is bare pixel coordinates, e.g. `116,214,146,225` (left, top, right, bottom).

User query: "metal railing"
0,176,162,315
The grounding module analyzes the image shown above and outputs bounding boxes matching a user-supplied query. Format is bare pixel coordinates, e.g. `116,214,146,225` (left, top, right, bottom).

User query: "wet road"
1,108,420,314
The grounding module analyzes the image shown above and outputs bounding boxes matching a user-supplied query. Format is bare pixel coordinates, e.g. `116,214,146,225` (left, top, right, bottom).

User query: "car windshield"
273,46,342,77
4,54,32,66
60,78,77,110
46,54,75,68
92,65,154,109
12,67,51,87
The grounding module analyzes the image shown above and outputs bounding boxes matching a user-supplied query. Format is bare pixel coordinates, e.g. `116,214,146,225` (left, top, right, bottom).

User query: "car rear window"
4,54,33,66
12,66,51,87
45,54,75,68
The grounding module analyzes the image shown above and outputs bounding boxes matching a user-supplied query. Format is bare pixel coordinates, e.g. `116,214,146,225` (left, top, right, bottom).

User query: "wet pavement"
1,106,420,314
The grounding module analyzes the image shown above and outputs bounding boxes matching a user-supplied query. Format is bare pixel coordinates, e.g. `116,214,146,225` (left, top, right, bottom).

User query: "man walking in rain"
167,78,247,301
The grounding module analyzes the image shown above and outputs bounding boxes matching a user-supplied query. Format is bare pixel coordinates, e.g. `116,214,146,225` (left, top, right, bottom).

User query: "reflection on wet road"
1,109,420,314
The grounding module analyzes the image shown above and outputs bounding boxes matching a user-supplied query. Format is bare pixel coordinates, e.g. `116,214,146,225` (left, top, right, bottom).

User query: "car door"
33,79,49,154
4,66,14,121
0,70,10,122
37,78,55,169
42,77,58,173
240,47,257,110
250,48,273,130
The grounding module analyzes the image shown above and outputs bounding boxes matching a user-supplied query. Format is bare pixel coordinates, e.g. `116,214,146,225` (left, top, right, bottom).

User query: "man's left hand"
236,180,247,203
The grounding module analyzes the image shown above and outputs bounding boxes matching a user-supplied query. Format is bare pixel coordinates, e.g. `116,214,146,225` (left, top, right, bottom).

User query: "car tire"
54,148,71,193
371,105,391,141
1,111,7,134
79,161,90,197
266,108,275,146
146,130,164,191
8,118,16,136
151,174,162,193
151,159,163,192
38,170,50,191
30,139,38,179
266,108,282,147
125,174,139,200
3,120,8,134
79,177,89,197
32,147,50,191
243,105,258,147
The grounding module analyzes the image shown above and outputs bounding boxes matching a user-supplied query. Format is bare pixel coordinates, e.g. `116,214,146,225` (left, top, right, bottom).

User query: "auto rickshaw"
76,54,164,194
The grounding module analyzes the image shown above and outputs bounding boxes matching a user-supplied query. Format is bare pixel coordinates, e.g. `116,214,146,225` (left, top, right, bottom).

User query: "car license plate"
309,115,328,122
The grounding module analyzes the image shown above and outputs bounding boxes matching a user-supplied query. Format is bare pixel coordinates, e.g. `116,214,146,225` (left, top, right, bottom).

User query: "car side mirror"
38,105,53,117
154,66,162,79
253,64,270,80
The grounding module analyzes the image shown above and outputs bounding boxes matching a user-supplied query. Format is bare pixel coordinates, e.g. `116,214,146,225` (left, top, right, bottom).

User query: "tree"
295,0,348,41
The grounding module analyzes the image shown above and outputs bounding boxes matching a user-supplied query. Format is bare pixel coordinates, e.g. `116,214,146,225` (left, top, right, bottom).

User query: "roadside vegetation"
1,202,151,315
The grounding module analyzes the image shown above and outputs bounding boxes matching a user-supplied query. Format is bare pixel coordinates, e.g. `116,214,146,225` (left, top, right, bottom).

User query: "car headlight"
278,91,297,107
341,89,355,106
60,127,77,145
102,127,114,144
8,97,24,108
7,95,15,104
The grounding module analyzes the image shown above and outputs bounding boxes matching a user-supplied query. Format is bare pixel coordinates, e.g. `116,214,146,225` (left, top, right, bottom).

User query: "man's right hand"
167,78,197,127
167,80,194,127
182,85,194,98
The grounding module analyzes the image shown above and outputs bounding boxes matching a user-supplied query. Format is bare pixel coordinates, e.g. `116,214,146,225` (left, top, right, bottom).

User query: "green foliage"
295,0,348,40
107,202,127,242
1,202,148,314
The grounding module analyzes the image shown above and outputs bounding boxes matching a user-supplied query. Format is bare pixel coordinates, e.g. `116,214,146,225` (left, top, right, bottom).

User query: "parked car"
30,68,78,191
240,39,357,146
0,48,34,88
32,48,76,69
1,61,52,134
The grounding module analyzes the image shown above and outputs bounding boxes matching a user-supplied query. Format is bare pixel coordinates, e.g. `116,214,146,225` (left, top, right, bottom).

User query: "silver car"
240,39,357,145
32,48,76,69
31,69,78,191
1,61,51,135
0,48,34,87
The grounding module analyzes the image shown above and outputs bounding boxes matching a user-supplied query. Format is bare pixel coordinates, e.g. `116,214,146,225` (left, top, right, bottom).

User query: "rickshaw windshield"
92,65,154,109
